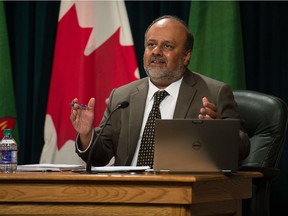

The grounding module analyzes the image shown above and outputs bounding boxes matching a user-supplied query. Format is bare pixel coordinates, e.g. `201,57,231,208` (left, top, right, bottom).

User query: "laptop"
153,119,241,174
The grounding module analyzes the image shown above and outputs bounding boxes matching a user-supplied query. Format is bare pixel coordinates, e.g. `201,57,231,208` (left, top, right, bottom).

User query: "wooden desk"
0,171,261,216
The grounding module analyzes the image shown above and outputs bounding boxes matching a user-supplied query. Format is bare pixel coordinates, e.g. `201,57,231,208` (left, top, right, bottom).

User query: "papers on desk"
17,164,150,173
91,166,150,173
17,164,85,172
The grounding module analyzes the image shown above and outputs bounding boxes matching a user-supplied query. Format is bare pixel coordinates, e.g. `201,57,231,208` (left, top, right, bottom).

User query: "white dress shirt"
131,77,183,166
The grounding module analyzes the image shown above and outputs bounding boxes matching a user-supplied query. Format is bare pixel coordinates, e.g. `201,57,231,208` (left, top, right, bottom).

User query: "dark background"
3,1,288,215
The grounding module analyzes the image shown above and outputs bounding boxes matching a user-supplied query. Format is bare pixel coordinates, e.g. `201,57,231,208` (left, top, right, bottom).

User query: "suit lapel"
174,71,197,118
127,79,149,161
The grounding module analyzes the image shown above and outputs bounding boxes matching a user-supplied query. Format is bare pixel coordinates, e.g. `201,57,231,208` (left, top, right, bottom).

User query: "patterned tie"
137,90,169,167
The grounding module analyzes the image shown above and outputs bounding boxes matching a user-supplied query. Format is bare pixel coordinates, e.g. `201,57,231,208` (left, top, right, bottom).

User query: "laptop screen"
153,119,241,173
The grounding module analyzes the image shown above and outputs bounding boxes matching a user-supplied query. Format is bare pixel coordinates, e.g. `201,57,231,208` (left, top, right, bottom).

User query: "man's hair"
144,15,194,52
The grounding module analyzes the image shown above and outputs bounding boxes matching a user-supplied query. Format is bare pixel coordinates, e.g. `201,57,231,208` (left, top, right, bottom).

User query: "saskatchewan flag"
188,1,246,90
0,2,19,142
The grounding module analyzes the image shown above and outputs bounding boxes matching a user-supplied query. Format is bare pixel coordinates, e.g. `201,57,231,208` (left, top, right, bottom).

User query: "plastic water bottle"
0,129,18,173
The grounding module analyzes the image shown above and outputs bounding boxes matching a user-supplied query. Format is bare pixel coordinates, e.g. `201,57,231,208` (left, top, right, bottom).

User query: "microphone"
85,101,129,173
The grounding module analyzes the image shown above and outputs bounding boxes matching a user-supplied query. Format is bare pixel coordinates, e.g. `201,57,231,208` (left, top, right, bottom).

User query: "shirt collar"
147,77,183,101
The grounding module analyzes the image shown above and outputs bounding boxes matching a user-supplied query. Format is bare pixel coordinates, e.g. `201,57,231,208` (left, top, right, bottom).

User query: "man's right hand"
70,97,95,149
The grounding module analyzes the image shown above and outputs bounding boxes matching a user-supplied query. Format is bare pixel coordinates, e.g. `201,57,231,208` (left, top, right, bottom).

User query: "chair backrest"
233,90,288,168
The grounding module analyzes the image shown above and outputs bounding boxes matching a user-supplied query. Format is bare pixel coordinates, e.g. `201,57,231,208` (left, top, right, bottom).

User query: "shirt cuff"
76,129,95,153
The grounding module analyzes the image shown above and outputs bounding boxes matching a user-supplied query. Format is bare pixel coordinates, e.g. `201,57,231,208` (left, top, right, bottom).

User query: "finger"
70,111,76,122
198,114,212,120
200,104,218,118
71,98,79,105
200,98,219,119
198,114,204,119
207,103,217,112
200,107,206,115
70,98,79,110
202,97,211,107
202,97,218,115
203,100,217,111
207,109,219,119
200,107,215,117
88,97,96,107
85,97,95,111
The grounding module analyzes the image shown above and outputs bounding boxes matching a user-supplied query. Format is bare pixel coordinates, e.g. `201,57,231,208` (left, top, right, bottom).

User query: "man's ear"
183,49,192,66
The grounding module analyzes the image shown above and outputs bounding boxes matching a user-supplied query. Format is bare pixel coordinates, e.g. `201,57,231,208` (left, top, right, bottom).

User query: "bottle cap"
3,129,12,136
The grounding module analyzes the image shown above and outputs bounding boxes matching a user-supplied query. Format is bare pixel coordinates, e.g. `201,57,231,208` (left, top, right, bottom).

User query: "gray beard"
144,65,185,82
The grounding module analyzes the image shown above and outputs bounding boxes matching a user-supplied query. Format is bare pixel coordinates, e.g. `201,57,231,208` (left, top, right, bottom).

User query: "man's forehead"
154,18,169,26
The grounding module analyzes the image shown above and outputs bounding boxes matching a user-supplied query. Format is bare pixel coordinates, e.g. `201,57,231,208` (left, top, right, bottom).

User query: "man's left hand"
198,97,220,119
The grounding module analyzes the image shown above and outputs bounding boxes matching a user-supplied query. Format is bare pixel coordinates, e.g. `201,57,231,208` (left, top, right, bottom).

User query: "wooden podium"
0,171,261,216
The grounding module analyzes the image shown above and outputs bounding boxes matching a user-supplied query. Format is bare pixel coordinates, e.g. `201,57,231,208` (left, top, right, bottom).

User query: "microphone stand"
84,101,129,174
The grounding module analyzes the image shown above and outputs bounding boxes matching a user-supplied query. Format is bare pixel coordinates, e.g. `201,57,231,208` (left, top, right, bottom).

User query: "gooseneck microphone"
85,101,129,173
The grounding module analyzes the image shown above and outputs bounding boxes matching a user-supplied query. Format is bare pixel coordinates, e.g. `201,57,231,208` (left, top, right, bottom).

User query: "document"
17,164,85,172
17,164,150,173
91,166,150,172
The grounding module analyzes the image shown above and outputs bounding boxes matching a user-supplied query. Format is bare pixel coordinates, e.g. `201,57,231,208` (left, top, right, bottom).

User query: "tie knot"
154,90,169,105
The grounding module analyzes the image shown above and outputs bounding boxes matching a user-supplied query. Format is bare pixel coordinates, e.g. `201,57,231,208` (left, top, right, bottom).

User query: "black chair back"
234,90,288,168
233,90,288,216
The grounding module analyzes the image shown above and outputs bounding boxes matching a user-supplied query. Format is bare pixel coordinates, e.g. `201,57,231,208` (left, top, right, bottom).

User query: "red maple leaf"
46,5,138,150
0,117,16,138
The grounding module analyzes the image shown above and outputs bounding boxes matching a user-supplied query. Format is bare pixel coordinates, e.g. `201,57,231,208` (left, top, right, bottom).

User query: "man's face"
143,18,191,87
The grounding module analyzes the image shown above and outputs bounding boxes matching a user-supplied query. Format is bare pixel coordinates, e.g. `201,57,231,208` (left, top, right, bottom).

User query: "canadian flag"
40,0,139,164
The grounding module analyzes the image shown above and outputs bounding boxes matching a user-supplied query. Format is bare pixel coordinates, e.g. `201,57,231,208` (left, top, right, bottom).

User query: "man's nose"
152,45,163,55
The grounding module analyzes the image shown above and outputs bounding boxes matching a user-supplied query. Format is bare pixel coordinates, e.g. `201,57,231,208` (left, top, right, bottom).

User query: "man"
70,15,250,167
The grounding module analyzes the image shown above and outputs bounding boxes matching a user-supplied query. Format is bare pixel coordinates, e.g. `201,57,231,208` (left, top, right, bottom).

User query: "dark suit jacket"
76,70,250,166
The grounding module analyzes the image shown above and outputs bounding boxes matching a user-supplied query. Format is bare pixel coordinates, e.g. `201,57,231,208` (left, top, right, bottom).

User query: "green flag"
188,1,246,90
0,2,19,142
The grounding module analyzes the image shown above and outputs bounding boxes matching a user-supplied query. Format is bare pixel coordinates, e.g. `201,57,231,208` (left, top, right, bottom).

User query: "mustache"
149,56,167,64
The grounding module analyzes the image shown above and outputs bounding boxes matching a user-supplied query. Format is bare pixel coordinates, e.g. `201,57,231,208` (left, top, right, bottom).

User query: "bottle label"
1,139,15,144
0,150,17,163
